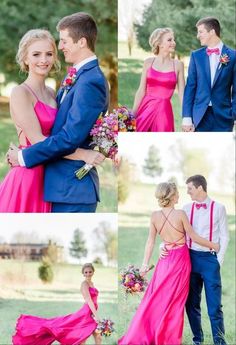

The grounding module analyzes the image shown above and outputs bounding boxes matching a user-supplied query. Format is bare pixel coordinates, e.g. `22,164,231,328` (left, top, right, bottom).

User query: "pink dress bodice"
20,100,57,147
0,89,57,213
136,64,177,132
146,67,177,99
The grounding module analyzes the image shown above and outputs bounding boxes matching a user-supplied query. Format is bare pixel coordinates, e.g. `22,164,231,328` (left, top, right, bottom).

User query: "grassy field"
118,182,235,344
118,42,182,131
0,102,117,212
0,262,117,345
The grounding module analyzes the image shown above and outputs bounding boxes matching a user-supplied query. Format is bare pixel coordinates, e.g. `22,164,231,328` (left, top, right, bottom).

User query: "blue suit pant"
196,106,233,132
51,202,97,213
186,250,226,345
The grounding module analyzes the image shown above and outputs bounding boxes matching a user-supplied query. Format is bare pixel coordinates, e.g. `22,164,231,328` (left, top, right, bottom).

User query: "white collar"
73,55,97,72
208,41,223,51
194,196,211,204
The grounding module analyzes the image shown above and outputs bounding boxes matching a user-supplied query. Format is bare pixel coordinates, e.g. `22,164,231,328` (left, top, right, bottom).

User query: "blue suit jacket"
182,45,236,128
22,59,109,204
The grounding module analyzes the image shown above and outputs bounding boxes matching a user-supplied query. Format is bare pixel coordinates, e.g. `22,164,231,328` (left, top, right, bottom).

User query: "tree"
38,257,54,283
118,157,132,204
143,145,163,179
43,240,59,264
169,140,210,181
11,231,41,244
93,222,117,265
0,0,117,109
135,0,235,57
69,228,87,261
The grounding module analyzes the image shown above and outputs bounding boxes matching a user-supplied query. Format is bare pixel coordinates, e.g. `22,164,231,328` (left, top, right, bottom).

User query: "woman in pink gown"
133,28,185,132
118,182,219,345
12,263,102,345
0,29,104,213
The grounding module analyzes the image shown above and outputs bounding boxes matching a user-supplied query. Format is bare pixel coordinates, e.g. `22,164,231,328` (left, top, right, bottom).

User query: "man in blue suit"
9,12,109,212
182,17,235,132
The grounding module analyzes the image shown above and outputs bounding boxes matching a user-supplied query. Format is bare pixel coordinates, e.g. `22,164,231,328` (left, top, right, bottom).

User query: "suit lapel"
61,59,98,101
212,45,227,88
202,48,211,89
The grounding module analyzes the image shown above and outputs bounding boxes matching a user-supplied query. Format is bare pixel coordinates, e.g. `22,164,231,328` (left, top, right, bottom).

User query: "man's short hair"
186,175,207,192
57,12,97,52
196,17,221,38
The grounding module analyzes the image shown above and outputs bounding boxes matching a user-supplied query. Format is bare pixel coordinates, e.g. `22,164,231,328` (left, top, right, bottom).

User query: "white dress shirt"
18,55,97,167
183,196,229,265
182,41,223,126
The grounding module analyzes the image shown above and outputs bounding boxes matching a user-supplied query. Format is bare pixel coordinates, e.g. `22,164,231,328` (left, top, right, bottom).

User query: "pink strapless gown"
118,245,191,345
12,287,99,345
136,67,177,132
0,101,57,212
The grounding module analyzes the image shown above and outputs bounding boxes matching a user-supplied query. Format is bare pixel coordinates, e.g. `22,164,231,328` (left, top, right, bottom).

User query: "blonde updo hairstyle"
16,29,60,73
149,27,173,55
155,182,177,207
81,263,95,274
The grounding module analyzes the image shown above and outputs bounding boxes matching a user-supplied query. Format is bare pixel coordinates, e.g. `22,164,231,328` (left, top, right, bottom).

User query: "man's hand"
7,143,20,167
182,125,195,132
160,247,169,259
83,150,105,166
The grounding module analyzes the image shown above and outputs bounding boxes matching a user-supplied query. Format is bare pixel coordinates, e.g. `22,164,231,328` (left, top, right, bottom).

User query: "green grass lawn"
118,182,235,344
0,262,118,345
0,103,117,212
118,42,182,131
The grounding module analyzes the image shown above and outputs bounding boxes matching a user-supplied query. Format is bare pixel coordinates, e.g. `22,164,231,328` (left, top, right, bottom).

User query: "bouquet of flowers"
75,112,118,179
120,264,154,295
115,105,136,132
96,318,115,337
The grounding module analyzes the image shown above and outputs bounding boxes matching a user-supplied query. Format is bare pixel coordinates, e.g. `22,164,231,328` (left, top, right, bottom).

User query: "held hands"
6,143,20,167
182,125,195,132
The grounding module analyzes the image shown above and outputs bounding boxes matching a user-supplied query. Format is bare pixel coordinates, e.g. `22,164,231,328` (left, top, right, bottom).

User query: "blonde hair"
149,28,173,55
16,29,60,73
155,182,177,207
81,263,95,274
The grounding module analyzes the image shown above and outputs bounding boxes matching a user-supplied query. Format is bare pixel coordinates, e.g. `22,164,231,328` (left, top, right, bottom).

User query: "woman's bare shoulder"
10,84,30,102
46,86,56,98
143,57,155,68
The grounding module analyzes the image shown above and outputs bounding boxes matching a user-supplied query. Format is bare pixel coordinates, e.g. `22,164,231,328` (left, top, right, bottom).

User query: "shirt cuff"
182,117,193,126
18,150,26,167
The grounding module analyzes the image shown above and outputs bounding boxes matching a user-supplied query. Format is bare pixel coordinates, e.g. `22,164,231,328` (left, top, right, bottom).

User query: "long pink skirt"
119,244,191,345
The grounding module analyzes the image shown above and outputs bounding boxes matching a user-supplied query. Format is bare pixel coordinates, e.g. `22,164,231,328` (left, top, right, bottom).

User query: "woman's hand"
7,143,20,167
94,313,101,323
139,264,149,277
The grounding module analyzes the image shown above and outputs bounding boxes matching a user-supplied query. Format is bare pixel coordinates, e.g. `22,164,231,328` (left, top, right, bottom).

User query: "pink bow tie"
206,48,220,56
196,203,207,210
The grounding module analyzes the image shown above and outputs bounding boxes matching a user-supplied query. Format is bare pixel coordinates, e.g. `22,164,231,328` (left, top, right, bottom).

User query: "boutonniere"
218,54,230,69
61,67,77,91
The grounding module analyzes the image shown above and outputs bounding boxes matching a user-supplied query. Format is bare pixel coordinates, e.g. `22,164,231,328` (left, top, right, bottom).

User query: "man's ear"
78,37,87,48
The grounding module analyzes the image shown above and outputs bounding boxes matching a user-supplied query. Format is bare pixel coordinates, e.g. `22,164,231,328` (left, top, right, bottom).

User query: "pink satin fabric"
136,67,177,132
0,101,56,212
118,245,191,345
12,287,98,345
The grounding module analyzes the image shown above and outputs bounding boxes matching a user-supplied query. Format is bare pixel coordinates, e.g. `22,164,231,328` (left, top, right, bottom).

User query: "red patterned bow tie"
196,203,207,209
206,48,220,56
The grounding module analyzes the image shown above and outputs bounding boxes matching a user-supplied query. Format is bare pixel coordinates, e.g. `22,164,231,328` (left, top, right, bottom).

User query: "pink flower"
219,54,230,69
